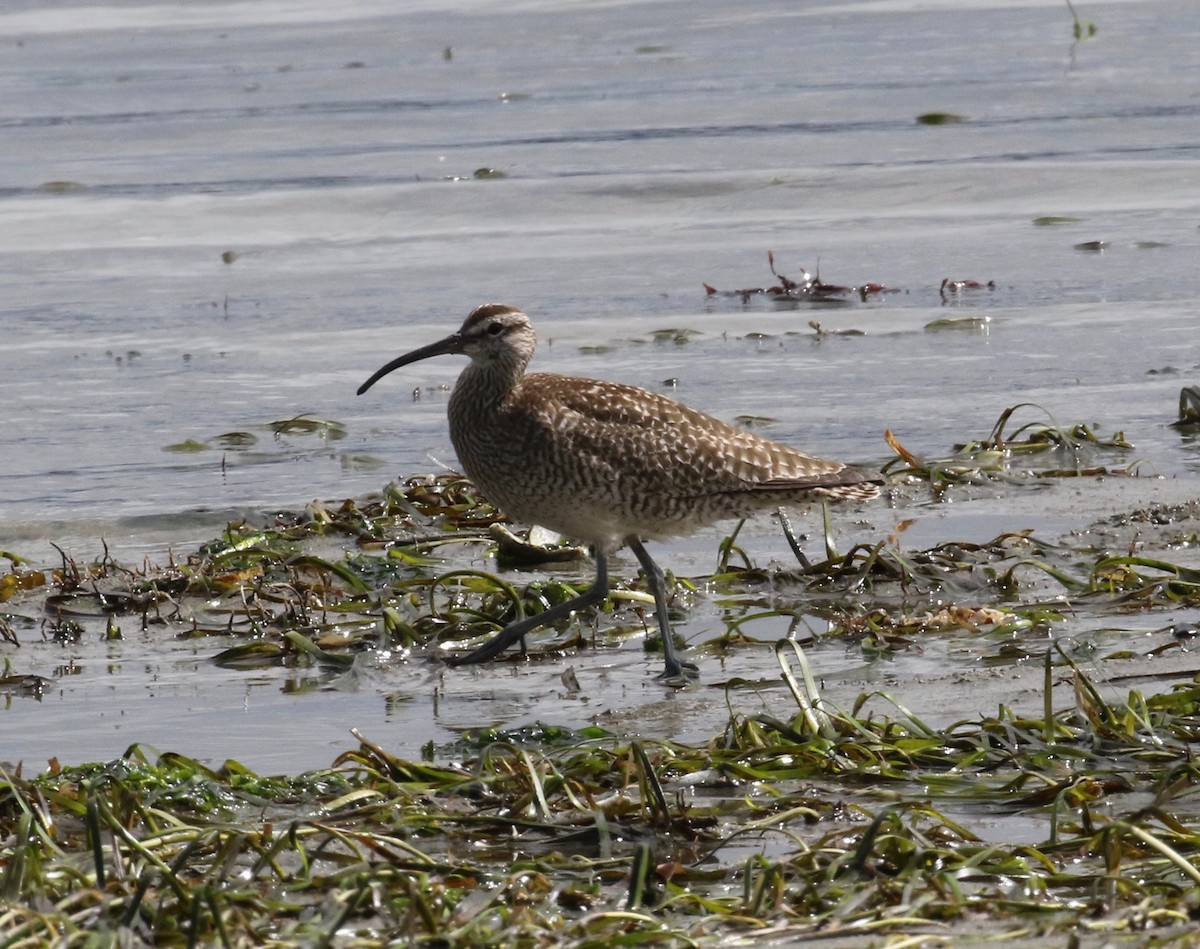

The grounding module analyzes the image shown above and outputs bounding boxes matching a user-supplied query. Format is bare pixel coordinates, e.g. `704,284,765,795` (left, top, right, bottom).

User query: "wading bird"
358,304,880,681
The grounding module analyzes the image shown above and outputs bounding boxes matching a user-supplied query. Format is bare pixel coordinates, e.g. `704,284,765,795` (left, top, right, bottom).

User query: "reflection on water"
1,0,1199,770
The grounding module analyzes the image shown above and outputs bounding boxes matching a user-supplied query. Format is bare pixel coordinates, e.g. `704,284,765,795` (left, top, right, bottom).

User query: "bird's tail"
811,479,883,502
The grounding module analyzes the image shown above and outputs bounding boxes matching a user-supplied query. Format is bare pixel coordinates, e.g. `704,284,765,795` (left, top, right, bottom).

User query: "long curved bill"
356,332,465,395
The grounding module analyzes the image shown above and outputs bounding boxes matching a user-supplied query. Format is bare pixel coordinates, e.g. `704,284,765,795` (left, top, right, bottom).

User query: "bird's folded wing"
513,375,856,496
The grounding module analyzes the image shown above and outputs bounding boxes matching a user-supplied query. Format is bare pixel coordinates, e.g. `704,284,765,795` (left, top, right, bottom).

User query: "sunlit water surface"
1,0,1198,771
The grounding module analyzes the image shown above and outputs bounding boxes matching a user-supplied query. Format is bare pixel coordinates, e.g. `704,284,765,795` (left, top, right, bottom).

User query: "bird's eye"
487,322,504,336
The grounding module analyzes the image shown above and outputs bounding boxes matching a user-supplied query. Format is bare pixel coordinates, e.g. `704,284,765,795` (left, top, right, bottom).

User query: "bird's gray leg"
449,551,610,666
627,538,699,681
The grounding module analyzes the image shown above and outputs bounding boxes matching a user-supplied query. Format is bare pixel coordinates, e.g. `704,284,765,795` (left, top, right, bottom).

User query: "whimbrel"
358,304,881,681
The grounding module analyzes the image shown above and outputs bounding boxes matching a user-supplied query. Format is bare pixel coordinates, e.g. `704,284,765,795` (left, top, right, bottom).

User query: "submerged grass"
4,419,1200,943
3,653,1200,945
883,403,1137,499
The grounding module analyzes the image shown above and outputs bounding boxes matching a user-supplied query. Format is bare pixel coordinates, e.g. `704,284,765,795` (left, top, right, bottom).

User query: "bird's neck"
449,357,523,421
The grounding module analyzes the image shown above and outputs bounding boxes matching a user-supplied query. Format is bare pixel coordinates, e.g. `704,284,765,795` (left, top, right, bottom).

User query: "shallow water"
2,0,1199,772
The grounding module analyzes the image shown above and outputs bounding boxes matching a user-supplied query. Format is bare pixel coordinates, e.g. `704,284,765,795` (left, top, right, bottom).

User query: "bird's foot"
656,658,700,686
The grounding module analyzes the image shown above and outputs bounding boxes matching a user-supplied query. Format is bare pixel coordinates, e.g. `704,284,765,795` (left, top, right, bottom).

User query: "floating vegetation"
649,327,700,344
37,180,87,193
216,430,258,448
915,111,969,125
164,418,347,453
0,561,46,605
704,251,900,305
4,642,1200,944
1066,0,1098,40
1174,386,1200,429
268,415,347,440
5,458,1200,944
0,441,1181,679
924,314,991,331
884,402,1135,494
733,414,777,429
940,276,996,298
807,319,865,337
162,438,209,453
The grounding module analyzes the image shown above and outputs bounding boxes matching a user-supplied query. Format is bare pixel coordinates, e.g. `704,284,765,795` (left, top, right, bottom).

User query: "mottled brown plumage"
358,303,880,681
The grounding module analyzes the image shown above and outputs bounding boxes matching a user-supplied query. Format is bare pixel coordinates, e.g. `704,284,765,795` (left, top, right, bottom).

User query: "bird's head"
356,303,536,395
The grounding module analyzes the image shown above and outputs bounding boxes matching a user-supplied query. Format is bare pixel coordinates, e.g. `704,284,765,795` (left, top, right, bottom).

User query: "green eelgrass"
4,648,1200,945
4,467,1200,944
